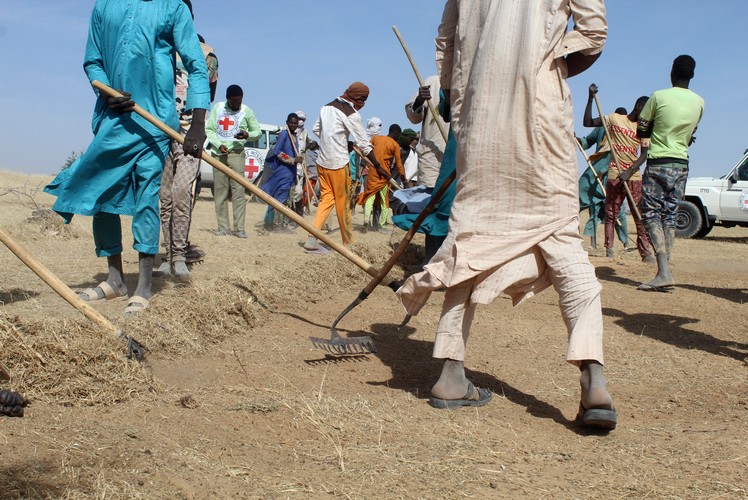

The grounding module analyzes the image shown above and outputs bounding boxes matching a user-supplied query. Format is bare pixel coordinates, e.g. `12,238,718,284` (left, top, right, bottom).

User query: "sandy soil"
0,170,746,499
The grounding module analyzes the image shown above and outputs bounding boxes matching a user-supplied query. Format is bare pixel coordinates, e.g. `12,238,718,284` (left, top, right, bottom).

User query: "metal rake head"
119,332,146,361
309,335,377,355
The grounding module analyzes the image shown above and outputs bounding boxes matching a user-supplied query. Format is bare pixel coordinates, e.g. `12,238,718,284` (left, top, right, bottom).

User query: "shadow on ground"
0,459,71,498
597,266,747,304
604,307,748,362
359,322,606,434
0,288,40,305
675,283,748,304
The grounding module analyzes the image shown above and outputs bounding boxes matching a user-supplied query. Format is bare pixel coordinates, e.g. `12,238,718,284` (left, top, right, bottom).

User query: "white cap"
295,110,307,121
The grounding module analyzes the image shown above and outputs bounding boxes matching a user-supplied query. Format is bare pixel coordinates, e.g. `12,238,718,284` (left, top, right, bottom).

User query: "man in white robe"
397,0,617,430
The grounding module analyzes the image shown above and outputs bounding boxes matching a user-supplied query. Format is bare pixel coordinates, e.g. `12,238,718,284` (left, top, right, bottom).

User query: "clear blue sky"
0,1,745,178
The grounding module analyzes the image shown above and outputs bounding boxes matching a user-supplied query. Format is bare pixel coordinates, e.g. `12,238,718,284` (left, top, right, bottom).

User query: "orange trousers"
312,164,352,244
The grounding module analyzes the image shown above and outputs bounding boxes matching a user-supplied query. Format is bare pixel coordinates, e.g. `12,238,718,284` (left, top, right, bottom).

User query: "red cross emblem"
245,156,260,179
218,116,235,130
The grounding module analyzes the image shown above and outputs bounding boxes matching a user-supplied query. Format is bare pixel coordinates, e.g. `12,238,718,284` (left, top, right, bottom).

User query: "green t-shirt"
637,87,704,161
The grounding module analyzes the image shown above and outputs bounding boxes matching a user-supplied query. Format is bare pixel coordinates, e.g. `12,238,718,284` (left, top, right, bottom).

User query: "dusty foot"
155,261,172,276
580,361,613,410
303,236,320,251
430,359,470,400
173,261,190,277
641,273,673,288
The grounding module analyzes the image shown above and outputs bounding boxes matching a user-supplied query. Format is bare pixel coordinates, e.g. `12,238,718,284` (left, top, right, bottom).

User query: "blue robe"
45,0,210,256
392,129,457,238
261,130,299,205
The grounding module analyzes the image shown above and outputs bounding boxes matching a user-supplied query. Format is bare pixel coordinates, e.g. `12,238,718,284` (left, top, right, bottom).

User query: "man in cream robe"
397,0,617,430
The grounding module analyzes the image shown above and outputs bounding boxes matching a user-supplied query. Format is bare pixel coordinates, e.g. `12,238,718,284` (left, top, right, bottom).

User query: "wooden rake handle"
91,80,379,278
593,94,643,223
364,170,456,294
0,227,119,336
392,25,449,144
575,139,608,196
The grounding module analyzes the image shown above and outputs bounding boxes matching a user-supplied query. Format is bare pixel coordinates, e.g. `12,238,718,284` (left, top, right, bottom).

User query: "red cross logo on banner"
218,116,235,130
245,156,260,179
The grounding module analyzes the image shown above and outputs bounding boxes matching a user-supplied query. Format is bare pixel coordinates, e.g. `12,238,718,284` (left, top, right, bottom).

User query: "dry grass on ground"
0,170,746,498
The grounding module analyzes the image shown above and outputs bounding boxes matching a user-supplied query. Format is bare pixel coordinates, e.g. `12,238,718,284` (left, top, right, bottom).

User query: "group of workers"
41,0,705,432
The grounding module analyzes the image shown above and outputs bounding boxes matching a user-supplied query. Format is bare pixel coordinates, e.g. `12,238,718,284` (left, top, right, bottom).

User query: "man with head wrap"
306,82,384,249
365,117,383,140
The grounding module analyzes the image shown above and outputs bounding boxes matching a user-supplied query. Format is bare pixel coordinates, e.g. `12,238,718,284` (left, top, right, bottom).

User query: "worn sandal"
79,281,128,303
123,295,149,317
428,382,492,410
575,403,617,430
637,283,674,293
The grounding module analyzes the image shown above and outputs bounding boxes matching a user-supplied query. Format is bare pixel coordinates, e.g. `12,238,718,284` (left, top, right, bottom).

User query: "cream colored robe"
399,0,607,315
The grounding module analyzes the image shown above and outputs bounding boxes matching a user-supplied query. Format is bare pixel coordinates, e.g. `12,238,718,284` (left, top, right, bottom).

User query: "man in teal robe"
45,0,210,315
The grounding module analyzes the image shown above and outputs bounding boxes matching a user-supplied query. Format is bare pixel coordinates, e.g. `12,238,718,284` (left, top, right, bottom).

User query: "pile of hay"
0,271,272,406
0,237,413,407
0,313,153,406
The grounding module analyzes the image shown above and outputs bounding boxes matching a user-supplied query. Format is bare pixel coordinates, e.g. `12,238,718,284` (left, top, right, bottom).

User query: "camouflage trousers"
639,163,688,256
159,138,201,262
639,163,688,229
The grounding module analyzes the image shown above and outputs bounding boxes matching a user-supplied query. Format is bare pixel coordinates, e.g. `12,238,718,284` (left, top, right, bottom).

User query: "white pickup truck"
676,150,748,238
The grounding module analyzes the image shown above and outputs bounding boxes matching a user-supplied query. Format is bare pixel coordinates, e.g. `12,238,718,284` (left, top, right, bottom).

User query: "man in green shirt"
635,55,704,291
205,84,262,238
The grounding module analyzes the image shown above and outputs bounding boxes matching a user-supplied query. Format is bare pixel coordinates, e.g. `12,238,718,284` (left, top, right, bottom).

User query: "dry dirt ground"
1,170,746,499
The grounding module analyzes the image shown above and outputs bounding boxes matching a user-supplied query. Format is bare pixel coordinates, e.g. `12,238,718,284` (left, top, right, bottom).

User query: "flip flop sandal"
637,283,674,293
576,403,617,430
428,382,492,410
123,296,149,317
79,281,128,303
304,246,330,255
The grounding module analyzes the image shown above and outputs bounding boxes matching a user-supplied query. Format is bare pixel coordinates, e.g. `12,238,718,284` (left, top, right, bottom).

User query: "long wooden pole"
593,94,644,223
0,228,121,337
91,81,380,278
392,26,449,143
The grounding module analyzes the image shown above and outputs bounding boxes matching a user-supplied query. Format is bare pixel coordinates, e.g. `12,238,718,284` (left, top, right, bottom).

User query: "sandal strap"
126,296,149,307
80,287,100,300
98,281,117,299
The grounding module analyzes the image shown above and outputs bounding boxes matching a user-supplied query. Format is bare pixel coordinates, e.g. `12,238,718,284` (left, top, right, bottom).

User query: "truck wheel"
675,200,703,239
694,224,713,239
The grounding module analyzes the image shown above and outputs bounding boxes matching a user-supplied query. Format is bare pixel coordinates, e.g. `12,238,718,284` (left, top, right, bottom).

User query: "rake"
310,170,456,355
0,227,146,360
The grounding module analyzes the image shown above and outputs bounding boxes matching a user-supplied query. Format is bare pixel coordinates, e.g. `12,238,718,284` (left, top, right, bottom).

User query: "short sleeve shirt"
638,87,704,161
605,113,645,181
